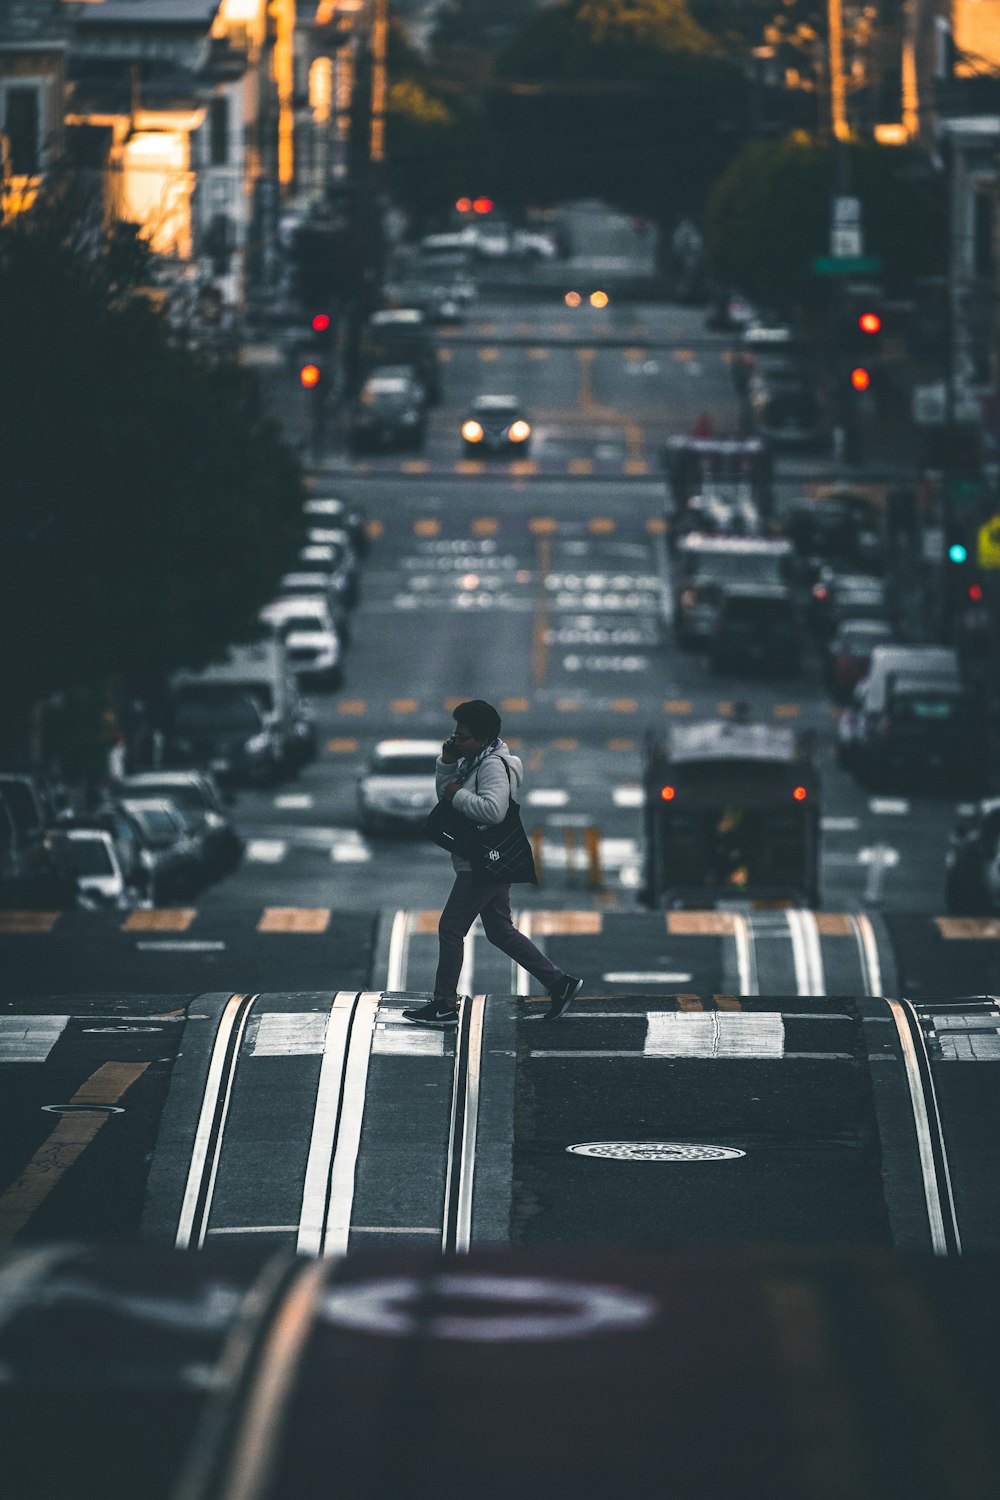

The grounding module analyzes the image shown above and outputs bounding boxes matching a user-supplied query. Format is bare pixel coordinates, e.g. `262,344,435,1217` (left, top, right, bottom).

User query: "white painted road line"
527,789,570,807
786,910,825,996
603,972,693,985
645,1011,785,1058
274,794,314,810
733,915,758,996
297,992,368,1256
385,909,411,992
0,1015,70,1063
613,785,644,808
246,840,287,863
869,798,909,815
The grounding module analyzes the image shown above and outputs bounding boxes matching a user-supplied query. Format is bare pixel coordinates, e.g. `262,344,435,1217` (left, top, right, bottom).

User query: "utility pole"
369,0,388,165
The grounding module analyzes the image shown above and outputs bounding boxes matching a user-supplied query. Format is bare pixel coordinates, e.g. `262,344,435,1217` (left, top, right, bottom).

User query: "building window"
209,96,229,167
4,85,41,175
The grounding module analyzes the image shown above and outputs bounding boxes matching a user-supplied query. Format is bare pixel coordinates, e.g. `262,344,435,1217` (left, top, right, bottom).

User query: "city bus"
642,718,821,908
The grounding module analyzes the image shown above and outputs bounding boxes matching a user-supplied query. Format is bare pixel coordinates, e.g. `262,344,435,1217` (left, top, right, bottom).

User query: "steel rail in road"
849,912,884,998
785,910,826,997
175,993,259,1250
297,992,379,1257
441,993,488,1255
885,996,963,1258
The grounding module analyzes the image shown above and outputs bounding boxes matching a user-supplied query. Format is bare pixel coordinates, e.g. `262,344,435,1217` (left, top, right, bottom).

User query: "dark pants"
434,873,563,1002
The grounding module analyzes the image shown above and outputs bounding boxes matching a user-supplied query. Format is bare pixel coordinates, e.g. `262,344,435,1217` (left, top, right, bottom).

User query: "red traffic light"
300,363,321,389
792,785,808,802
311,313,331,333
858,312,881,334
660,785,676,801
455,197,473,213
850,367,871,391
969,583,984,601
472,197,494,214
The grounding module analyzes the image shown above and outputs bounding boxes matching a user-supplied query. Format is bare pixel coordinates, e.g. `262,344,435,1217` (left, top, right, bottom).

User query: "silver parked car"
357,739,440,835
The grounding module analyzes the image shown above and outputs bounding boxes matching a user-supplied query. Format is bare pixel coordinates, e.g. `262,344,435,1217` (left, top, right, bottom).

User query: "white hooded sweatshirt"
435,739,524,874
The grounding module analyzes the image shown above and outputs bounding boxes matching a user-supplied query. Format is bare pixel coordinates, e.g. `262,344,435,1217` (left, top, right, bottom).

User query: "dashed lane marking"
478,348,500,361
414,519,440,536
122,909,196,932
529,518,558,533
870,798,910,815
528,348,548,361
935,918,1000,940
501,696,531,712
414,911,443,933
511,460,538,476
457,460,485,475
588,518,616,533
337,700,367,715
665,700,693,714
814,913,853,936
0,911,60,934
527,789,570,807
774,704,800,719
365,520,384,539
275,795,313,810
623,460,650,475
569,458,594,475
327,738,359,752
609,699,638,713
532,911,603,936
390,698,419,713
246,841,288,863
401,460,429,474
472,518,499,535
552,736,579,748
646,517,668,533
608,738,636,751
613,785,644,807
257,908,332,934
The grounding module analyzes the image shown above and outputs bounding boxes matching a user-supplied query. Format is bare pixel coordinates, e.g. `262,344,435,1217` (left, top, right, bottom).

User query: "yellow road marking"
623,460,650,475
516,323,535,335
608,738,636,752
529,517,557,533
257,908,331,934
414,518,439,536
555,698,580,711
528,348,548,361
501,696,531,712
667,912,738,935
506,736,523,750
122,909,196,933
327,738,359,752
815,913,852,936
366,519,384,538
511,460,538,476
624,421,643,463
774,704,801,719
665,700,693,714
935,917,1000,940
391,698,419,713
478,347,500,361
569,459,594,474
675,995,704,1011
610,698,638,713
716,701,735,716
475,323,497,335
443,696,468,712
527,749,545,772
437,348,452,362
624,348,646,361
714,995,744,1010
552,736,579,749
672,348,696,362
577,347,597,362
456,460,485,475
337,700,367,715
414,910,442,933
532,911,602,935
0,1060,152,1243
0,911,60,933
646,517,668,533
472,517,499,536
402,460,429,474
588,517,616,533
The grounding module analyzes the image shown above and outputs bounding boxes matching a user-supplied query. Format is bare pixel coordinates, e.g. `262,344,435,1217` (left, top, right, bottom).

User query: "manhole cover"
566,1142,746,1162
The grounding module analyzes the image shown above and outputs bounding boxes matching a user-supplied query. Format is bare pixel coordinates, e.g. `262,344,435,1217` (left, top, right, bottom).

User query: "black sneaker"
544,975,583,1021
402,998,460,1027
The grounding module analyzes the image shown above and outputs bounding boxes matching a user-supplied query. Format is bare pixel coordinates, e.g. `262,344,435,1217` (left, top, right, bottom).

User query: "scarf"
457,736,502,781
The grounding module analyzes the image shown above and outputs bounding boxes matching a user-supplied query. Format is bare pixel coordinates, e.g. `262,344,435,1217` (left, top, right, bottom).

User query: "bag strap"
473,755,515,803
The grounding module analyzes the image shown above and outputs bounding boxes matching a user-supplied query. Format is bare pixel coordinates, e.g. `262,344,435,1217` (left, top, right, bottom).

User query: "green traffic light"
948,543,968,564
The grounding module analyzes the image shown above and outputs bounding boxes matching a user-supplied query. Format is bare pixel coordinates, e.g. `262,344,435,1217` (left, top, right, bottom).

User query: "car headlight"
462,420,484,442
509,420,531,442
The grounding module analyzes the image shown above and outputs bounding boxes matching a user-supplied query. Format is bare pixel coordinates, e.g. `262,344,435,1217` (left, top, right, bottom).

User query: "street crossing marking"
414,911,443,933
814,913,853,935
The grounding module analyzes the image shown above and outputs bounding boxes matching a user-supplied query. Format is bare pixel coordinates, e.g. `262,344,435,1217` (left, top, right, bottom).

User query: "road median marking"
257,908,332,934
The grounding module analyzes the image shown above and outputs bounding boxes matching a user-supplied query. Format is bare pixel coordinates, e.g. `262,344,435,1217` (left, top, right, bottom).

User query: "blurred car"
826,618,895,703
461,395,532,455
809,571,889,639
303,495,369,557
945,800,1000,914
348,369,427,453
785,494,885,576
116,771,243,880
300,524,359,602
59,827,132,910
279,572,351,642
837,646,985,792
672,534,794,648
118,797,207,902
708,584,801,675
260,596,344,691
167,685,287,787
749,372,825,450
0,787,73,909
357,739,440,835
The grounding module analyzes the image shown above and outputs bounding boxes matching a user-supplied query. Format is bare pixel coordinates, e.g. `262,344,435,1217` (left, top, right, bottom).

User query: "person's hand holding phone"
441,733,460,764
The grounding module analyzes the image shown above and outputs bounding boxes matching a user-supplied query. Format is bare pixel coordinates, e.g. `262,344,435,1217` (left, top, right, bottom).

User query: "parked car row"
0,765,244,913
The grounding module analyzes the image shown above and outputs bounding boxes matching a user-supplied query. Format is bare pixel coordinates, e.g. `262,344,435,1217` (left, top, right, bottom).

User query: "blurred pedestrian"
403,699,583,1027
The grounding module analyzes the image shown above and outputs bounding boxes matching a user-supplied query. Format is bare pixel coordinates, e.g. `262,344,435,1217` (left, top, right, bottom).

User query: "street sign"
977,514,1000,569
812,255,882,275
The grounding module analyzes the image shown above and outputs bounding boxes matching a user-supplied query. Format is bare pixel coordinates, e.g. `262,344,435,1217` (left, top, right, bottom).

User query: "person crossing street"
403,699,583,1027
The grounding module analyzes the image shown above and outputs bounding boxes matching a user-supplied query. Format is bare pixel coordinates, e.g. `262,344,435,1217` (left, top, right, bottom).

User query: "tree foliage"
705,134,947,311
497,0,718,77
0,192,304,728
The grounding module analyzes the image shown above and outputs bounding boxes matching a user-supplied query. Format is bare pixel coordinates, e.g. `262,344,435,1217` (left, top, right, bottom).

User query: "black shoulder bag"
423,758,538,884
